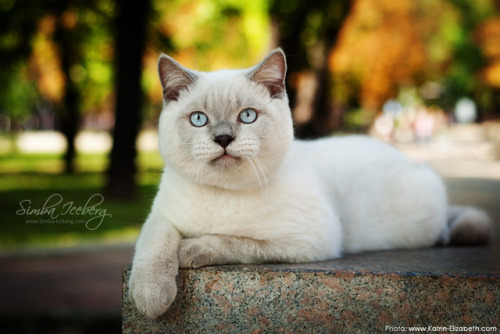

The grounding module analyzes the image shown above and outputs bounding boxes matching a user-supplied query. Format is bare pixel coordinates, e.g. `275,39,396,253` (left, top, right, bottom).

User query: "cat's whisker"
194,159,205,188
247,156,269,194
199,160,206,186
257,150,273,160
246,157,265,193
187,160,198,191
251,156,269,194
187,158,206,193
256,150,275,179
195,160,204,187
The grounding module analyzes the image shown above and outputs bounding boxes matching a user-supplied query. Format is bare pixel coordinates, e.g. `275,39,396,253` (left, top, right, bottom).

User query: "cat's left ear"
158,54,198,102
247,48,287,98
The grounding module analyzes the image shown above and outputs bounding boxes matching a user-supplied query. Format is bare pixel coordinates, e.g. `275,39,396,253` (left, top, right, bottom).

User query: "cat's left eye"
238,108,258,124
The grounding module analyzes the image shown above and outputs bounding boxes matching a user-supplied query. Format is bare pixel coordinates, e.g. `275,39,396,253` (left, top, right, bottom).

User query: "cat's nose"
214,135,234,148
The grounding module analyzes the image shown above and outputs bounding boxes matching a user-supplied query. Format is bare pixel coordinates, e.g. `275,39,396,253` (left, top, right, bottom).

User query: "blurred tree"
48,2,114,172
106,0,151,200
140,0,272,129
0,0,114,172
445,0,498,119
332,0,435,112
331,0,498,125
475,2,500,115
54,7,83,173
270,0,353,138
149,0,270,70
0,0,80,166
0,0,44,128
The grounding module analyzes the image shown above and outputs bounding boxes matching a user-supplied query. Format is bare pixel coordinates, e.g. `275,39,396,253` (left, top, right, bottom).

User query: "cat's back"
291,135,409,169
288,134,418,200
289,135,447,253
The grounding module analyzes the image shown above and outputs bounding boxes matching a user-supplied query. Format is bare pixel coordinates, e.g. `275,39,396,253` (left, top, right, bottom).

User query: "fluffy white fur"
129,49,493,318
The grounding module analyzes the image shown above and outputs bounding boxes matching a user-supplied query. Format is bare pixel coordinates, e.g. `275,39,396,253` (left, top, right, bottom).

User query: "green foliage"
153,0,270,70
0,0,273,130
0,65,39,121
1,0,497,132
442,0,496,108
0,0,43,123
76,1,115,114
0,0,117,129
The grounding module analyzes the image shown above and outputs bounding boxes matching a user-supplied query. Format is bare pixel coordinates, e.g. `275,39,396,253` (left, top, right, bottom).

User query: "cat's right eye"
190,112,208,127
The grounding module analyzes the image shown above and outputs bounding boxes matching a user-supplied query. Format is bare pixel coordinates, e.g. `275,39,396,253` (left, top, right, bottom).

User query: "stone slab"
122,247,500,333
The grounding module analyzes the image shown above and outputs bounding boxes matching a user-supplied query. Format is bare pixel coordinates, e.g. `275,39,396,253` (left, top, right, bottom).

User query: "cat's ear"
247,48,287,98
158,54,198,101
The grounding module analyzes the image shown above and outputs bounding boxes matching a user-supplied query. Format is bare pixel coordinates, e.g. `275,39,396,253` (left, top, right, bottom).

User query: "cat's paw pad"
178,239,214,268
128,268,177,318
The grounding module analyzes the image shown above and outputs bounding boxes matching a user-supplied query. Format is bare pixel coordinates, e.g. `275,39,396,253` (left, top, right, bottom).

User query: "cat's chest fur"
152,148,336,242
156,167,264,237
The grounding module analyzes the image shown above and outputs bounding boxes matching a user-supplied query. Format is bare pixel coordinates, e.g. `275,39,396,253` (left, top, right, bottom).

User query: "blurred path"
0,244,134,313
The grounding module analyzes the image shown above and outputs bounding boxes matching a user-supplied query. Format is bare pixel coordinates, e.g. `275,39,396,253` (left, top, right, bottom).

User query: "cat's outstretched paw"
178,238,215,268
128,265,177,318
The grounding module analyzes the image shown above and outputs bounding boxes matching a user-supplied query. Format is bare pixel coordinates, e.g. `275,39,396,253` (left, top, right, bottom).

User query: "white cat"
129,48,493,318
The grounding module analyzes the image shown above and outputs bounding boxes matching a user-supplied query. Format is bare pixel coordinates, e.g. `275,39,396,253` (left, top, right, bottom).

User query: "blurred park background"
1,0,500,332
2,0,500,249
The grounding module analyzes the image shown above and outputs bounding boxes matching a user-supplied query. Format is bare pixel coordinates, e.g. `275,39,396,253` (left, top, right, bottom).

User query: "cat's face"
157,49,293,190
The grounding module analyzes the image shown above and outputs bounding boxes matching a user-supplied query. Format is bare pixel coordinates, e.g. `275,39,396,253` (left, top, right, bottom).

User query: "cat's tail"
445,205,494,245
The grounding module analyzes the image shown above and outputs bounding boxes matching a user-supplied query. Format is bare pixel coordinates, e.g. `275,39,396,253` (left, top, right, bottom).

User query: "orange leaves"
475,16,500,87
330,0,458,110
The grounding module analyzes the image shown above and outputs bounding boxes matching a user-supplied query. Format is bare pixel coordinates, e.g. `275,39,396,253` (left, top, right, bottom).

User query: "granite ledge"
122,247,500,333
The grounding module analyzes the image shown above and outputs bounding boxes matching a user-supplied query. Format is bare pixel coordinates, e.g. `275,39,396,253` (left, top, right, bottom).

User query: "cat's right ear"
158,54,198,102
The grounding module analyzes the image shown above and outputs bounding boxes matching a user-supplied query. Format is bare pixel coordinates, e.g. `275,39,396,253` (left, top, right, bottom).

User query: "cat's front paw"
178,238,215,268
128,264,177,318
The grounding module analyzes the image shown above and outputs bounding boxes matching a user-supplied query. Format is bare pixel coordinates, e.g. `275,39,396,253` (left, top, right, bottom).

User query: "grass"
0,151,164,175
0,151,164,250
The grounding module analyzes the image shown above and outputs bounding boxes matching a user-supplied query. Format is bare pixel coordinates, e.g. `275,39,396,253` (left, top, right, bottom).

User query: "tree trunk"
54,14,80,174
295,1,353,139
272,0,352,139
106,0,150,200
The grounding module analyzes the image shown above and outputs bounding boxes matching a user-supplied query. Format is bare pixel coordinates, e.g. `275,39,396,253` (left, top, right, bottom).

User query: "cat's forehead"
187,69,267,115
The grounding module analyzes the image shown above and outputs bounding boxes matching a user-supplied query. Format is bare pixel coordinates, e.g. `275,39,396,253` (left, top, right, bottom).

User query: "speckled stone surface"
122,247,500,333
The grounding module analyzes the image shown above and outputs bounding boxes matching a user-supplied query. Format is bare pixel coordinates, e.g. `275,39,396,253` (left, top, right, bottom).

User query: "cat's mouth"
212,152,241,165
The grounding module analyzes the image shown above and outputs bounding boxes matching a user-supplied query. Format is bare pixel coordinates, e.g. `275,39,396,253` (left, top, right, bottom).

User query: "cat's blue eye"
238,108,257,124
190,112,208,127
